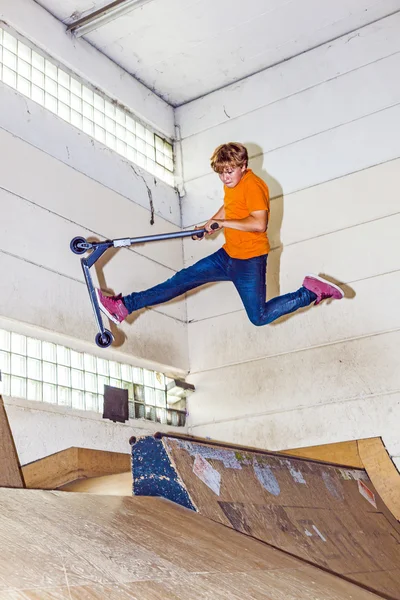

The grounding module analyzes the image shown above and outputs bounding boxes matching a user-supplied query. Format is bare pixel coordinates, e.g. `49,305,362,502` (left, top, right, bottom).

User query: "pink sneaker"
303,274,344,305
95,289,129,324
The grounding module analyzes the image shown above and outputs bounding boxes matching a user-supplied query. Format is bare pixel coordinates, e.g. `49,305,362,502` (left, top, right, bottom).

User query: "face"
218,165,246,188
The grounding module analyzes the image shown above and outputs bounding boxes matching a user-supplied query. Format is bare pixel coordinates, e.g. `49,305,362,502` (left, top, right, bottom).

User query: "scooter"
70,223,219,348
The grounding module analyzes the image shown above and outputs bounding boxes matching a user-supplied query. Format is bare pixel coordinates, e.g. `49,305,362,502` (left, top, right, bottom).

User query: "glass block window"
0,328,186,426
0,27,174,187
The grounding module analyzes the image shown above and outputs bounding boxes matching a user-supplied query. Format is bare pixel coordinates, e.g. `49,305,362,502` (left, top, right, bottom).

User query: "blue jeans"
123,248,316,326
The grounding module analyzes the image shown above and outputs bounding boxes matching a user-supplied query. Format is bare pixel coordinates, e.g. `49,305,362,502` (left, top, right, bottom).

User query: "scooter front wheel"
70,237,88,255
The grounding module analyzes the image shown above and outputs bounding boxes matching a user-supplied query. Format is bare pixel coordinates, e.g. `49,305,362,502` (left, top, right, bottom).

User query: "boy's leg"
97,249,230,324
232,255,342,326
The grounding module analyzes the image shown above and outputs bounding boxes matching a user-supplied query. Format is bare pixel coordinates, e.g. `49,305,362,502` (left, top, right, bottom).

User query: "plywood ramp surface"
59,471,132,495
133,435,400,599
358,438,400,521
281,437,400,521
0,489,383,599
0,395,24,488
22,447,131,489
281,440,363,468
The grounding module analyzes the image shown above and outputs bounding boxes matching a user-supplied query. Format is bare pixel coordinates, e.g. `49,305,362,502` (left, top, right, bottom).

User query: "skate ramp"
0,488,386,599
22,447,131,489
131,434,400,600
281,437,400,520
0,395,24,488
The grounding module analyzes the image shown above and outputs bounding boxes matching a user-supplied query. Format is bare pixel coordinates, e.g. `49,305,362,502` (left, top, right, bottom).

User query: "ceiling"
38,0,400,106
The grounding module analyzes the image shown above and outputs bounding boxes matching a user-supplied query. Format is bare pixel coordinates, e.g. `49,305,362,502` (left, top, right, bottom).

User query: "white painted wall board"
188,391,400,455
277,213,400,290
0,188,186,322
181,103,400,226
186,331,400,428
0,86,181,230
176,12,400,138
188,271,400,373
0,252,189,370
267,158,400,250
0,0,174,136
0,125,181,272
382,432,400,458
181,52,400,182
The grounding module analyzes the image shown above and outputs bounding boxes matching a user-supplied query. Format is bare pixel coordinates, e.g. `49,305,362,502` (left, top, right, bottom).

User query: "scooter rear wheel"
95,330,114,348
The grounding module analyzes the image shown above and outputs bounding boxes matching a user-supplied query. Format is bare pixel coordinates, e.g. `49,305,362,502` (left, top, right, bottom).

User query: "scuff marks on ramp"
253,460,280,496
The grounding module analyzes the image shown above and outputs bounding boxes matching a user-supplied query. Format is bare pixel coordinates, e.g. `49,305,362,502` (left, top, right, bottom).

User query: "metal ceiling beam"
67,0,154,37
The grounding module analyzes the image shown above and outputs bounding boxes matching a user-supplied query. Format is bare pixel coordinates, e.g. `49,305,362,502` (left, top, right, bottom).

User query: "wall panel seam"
182,100,400,186
0,123,180,228
0,184,178,274
0,248,187,324
189,390,400,429
188,326,400,374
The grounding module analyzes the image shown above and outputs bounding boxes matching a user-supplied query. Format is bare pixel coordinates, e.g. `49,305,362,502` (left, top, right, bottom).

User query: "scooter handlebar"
193,222,220,239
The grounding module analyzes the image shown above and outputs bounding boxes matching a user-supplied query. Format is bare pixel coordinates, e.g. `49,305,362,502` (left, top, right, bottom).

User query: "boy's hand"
192,225,206,241
205,219,223,234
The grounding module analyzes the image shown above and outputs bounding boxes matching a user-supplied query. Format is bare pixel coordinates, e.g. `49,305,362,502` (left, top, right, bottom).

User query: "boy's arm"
192,205,225,240
211,205,225,220
206,210,268,233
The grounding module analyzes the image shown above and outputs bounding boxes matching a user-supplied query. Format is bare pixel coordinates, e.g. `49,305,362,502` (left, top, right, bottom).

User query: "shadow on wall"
90,143,355,339
247,143,356,324
246,142,284,299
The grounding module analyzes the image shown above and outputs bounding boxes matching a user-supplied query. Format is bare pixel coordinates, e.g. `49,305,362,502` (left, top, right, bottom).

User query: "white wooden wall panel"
0,126,182,271
181,52,400,182
182,103,400,226
188,271,400,372
189,391,400,454
0,188,185,322
267,158,400,250
186,330,400,431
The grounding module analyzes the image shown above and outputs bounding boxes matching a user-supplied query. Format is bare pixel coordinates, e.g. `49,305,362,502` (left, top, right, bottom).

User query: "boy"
96,142,343,326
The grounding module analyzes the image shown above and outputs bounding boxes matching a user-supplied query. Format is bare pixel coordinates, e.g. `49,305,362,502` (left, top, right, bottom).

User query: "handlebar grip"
194,222,220,239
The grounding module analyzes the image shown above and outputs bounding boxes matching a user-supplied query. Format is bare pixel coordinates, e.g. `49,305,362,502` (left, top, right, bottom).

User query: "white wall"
0,0,189,461
4,396,184,465
176,13,400,466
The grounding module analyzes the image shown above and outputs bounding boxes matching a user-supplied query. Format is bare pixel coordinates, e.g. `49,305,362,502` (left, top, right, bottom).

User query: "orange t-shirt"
223,169,270,259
